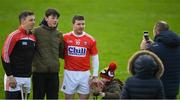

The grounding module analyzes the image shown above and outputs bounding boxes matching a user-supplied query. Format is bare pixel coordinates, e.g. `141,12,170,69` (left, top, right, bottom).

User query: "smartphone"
144,31,149,41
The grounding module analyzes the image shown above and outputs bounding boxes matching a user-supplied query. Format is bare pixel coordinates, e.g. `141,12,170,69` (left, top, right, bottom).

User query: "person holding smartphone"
140,21,180,99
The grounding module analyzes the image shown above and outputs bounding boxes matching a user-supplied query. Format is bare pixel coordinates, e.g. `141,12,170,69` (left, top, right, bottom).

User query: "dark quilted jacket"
148,30,180,99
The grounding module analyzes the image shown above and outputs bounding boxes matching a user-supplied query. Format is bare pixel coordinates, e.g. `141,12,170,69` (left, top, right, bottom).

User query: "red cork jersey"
64,31,98,71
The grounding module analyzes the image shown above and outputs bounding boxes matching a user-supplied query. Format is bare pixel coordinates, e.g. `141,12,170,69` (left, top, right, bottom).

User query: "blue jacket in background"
148,30,180,99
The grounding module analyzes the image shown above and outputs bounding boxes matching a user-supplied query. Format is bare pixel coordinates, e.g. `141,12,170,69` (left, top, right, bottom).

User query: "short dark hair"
155,21,169,31
72,15,84,24
19,11,34,23
45,8,60,18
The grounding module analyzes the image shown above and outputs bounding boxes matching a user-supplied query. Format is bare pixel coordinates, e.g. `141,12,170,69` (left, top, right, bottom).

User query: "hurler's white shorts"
4,74,31,93
61,70,91,94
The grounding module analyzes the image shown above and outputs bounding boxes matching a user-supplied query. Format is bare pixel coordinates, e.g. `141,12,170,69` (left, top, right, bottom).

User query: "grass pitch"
0,0,180,99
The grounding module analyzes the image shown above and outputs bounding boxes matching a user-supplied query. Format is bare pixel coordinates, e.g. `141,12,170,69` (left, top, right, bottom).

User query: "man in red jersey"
61,15,99,99
1,11,36,99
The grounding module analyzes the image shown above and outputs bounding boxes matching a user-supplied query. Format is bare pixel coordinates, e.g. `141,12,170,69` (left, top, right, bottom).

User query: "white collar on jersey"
72,31,86,37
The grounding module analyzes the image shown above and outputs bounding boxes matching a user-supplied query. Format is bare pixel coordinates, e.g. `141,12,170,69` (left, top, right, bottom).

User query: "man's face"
22,15,35,31
45,15,58,28
73,20,85,34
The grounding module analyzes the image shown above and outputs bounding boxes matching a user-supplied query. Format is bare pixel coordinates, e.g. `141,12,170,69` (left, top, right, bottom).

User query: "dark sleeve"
120,80,129,99
146,42,158,52
103,82,121,99
1,34,17,76
59,32,64,59
157,81,165,99
1,56,12,76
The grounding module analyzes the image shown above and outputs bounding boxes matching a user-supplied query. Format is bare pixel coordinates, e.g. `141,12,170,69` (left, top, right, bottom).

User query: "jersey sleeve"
1,33,17,76
90,40,98,55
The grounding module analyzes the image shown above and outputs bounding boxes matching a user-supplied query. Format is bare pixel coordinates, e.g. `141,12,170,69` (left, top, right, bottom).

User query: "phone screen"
144,31,149,41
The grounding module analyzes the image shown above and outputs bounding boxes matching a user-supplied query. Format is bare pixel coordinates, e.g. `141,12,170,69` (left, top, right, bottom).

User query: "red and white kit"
64,31,98,71
61,31,99,94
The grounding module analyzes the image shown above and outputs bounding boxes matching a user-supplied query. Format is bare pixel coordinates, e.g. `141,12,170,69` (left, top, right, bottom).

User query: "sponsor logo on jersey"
68,46,87,57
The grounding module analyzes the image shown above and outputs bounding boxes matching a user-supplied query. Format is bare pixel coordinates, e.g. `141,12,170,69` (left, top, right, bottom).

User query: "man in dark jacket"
32,8,64,99
120,50,165,99
141,21,180,99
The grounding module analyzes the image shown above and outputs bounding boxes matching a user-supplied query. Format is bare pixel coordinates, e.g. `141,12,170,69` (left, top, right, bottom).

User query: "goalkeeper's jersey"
63,31,98,71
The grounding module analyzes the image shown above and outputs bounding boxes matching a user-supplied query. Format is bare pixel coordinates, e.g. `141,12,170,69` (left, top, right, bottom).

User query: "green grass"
0,0,180,99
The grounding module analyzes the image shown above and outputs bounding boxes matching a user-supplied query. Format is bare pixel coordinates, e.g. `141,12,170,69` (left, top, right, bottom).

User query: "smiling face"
73,20,85,35
45,15,58,28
